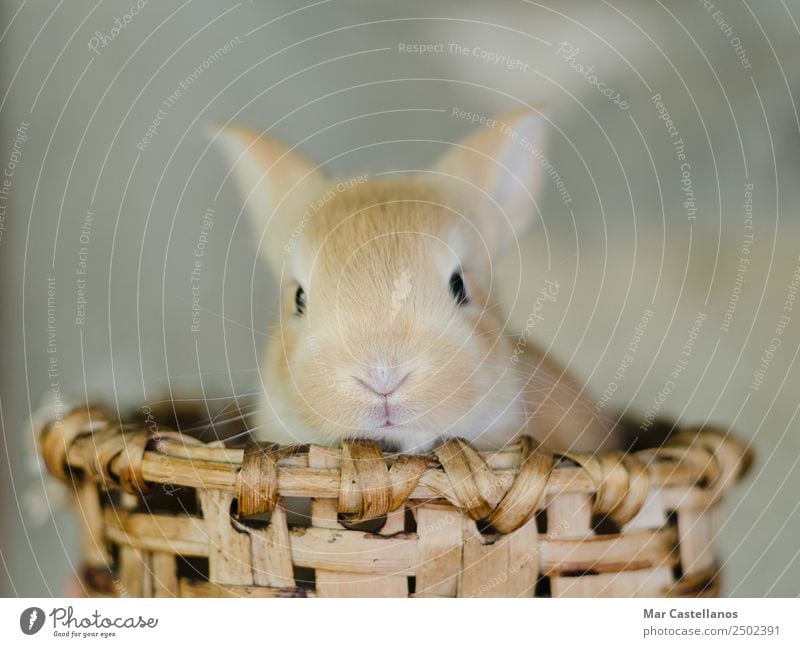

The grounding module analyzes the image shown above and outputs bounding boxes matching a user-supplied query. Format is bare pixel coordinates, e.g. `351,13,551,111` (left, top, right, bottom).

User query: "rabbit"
212,107,623,455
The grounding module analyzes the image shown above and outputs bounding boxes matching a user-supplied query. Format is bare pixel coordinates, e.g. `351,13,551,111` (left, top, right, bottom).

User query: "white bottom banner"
1,598,797,646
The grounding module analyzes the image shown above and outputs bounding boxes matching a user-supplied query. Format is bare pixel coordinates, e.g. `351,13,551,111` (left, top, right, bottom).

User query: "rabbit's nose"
356,364,411,397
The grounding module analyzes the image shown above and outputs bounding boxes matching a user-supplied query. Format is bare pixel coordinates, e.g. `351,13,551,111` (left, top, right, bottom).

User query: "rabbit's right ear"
434,107,549,257
210,123,328,272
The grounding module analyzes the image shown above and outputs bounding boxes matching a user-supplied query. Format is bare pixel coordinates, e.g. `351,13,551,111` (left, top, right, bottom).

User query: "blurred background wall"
1,0,799,596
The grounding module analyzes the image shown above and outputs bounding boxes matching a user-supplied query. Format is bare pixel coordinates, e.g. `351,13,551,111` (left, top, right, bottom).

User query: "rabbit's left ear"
434,107,549,255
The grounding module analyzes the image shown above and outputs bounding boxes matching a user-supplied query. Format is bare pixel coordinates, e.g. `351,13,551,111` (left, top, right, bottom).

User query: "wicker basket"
38,402,752,598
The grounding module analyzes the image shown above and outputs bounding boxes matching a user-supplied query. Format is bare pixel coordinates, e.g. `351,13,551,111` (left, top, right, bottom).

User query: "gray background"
1,0,799,596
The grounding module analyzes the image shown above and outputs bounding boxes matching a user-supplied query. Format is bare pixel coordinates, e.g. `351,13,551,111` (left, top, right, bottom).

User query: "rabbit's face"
214,107,548,452
270,180,519,452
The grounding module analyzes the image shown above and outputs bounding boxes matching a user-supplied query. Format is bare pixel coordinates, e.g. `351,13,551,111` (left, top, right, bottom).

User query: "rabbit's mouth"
362,401,406,430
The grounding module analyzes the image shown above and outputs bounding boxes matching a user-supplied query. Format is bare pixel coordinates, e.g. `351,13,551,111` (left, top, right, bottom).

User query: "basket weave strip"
39,404,752,598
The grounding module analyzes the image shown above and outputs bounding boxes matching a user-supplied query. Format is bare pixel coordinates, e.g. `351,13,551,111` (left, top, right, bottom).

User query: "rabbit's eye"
449,272,468,306
294,286,306,315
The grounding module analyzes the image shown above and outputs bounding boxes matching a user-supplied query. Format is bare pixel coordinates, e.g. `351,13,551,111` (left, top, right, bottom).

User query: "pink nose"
356,364,410,397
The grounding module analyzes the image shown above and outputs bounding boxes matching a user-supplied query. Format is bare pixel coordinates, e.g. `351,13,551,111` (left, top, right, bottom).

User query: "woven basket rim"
38,403,753,534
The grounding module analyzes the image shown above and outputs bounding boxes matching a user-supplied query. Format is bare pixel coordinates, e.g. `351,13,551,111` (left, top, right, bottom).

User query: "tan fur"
213,109,620,454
